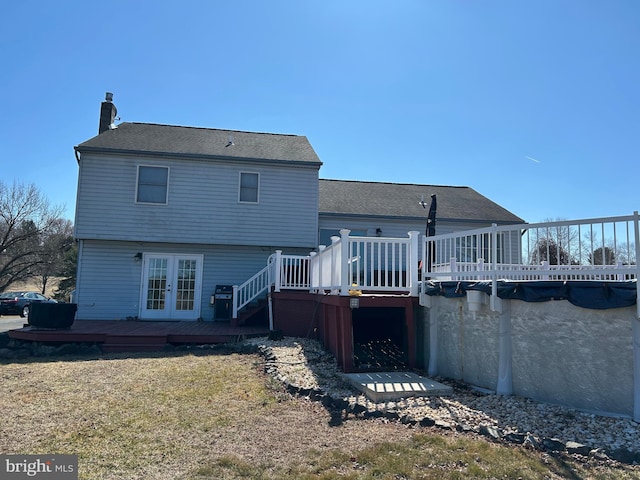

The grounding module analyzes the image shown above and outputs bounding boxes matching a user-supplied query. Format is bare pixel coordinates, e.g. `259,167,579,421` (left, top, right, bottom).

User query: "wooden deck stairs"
234,298,268,327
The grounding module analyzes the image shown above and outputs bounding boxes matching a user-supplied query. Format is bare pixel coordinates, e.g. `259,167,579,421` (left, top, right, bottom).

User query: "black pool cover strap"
424,280,637,310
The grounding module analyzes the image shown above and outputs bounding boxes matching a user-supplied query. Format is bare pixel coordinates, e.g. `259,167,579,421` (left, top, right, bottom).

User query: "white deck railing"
232,255,275,319
273,251,311,291
307,229,420,296
423,212,640,313
233,213,640,318
423,213,640,282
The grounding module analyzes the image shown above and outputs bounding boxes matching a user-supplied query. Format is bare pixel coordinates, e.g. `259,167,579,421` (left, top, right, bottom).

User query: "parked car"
0,291,57,318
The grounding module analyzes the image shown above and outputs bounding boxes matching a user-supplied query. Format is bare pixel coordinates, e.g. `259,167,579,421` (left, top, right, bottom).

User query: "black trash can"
28,302,77,329
214,285,233,321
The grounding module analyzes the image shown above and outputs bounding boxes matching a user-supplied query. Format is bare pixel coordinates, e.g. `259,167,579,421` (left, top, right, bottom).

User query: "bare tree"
528,219,579,266
53,242,77,302
614,241,636,266
0,181,64,292
588,246,616,266
34,218,75,294
531,237,575,265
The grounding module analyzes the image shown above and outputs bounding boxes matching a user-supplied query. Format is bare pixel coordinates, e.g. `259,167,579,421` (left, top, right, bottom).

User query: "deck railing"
233,213,640,318
307,229,420,296
232,255,275,319
273,251,311,291
423,212,640,312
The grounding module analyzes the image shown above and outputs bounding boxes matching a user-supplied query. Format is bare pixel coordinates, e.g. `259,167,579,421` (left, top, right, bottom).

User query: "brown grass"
1,351,638,479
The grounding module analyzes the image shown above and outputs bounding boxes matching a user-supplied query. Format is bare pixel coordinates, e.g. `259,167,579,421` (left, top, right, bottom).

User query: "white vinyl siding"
75,154,319,248
136,165,169,204
75,239,310,321
239,172,259,203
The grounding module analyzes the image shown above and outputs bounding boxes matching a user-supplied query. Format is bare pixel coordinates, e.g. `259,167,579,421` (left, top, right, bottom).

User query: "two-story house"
73,95,522,323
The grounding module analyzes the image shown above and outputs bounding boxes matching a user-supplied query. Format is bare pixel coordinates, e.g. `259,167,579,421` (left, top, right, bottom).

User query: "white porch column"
496,299,513,396
339,229,351,296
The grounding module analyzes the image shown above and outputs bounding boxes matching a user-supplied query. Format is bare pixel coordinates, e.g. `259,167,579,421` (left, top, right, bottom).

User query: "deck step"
235,299,268,326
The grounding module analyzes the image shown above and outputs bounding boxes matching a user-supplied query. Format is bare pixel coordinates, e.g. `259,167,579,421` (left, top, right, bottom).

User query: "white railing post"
422,236,428,280
309,251,317,292
273,250,282,293
616,260,624,282
633,211,640,422
450,257,457,280
477,258,484,281
340,229,351,295
330,237,340,294
541,260,549,280
634,211,640,317
409,231,420,296
232,285,239,319
318,245,327,292
633,316,640,423
491,223,498,311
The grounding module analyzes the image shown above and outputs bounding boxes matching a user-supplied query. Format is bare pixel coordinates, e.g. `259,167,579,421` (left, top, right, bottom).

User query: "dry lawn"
1,350,638,479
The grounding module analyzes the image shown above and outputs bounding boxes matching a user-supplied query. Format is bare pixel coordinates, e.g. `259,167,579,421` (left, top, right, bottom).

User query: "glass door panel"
140,254,203,320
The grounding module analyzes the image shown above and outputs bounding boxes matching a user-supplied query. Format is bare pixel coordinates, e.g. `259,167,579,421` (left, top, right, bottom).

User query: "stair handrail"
232,254,276,319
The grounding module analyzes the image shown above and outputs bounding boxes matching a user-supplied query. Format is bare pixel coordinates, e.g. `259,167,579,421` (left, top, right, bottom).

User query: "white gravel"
247,336,640,460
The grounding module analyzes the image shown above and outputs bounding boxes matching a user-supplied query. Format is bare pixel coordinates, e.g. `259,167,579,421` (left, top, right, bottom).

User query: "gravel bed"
247,336,640,464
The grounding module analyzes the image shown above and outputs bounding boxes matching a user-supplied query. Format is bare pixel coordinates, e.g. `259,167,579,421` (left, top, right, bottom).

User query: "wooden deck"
8,320,271,353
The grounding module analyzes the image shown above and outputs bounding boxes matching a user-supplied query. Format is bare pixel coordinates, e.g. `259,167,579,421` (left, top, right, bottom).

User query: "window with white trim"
239,172,259,203
136,166,169,204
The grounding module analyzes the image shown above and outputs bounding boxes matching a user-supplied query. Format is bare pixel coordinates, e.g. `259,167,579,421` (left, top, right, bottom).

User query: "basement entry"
352,307,407,371
343,372,453,402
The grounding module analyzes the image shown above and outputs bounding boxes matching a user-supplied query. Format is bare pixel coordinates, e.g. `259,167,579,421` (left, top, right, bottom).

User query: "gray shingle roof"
75,122,322,166
319,179,524,224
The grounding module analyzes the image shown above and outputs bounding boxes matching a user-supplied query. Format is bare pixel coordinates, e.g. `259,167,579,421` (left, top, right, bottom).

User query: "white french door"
140,254,203,320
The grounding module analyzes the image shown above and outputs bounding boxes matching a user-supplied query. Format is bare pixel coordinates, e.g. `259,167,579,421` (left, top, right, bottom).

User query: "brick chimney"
98,92,118,134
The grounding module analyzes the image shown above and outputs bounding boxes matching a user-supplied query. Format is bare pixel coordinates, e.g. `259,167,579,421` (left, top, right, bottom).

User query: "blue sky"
2,1,639,223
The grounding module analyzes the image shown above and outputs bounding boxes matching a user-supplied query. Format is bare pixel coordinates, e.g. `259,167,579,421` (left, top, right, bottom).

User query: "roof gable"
75,122,322,166
319,179,524,224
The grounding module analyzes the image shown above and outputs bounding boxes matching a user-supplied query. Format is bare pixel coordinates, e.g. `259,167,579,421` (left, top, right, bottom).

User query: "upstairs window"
137,166,169,204
239,172,259,203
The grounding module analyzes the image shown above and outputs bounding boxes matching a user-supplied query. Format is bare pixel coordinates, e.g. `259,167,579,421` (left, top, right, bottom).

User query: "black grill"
214,285,233,320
